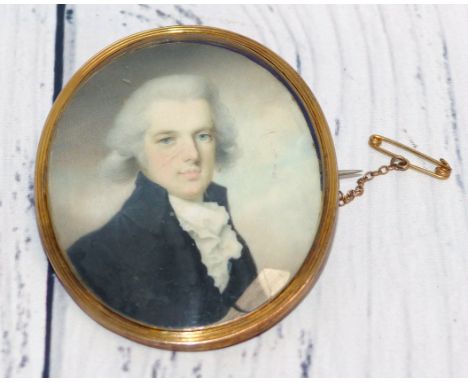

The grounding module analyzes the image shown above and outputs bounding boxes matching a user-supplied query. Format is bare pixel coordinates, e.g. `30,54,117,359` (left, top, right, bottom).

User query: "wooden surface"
1,4,468,377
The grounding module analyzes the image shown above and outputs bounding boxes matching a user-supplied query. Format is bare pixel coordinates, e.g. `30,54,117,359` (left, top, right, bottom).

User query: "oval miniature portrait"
36,26,338,349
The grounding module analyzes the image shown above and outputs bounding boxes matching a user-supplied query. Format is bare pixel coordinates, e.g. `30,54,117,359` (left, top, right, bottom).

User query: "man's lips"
179,169,201,180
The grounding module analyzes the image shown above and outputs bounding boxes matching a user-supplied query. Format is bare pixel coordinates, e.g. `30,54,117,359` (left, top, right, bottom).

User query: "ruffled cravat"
168,194,243,293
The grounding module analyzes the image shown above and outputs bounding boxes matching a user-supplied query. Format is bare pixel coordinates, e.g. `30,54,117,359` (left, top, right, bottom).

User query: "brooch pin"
35,25,451,350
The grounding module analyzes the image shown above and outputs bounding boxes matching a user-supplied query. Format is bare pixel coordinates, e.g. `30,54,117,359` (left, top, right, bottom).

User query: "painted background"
1,4,468,377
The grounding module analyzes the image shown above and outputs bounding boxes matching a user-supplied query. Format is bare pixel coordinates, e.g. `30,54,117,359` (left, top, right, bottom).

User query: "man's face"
143,98,216,201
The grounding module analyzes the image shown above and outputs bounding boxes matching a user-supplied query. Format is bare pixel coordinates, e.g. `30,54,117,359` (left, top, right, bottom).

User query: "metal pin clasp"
339,169,363,178
369,134,452,180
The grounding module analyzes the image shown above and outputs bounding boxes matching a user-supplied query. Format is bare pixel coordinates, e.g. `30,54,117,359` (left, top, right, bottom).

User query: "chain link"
338,156,409,207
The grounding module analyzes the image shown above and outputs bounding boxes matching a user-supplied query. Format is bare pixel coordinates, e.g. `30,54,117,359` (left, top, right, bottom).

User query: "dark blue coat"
68,172,257,328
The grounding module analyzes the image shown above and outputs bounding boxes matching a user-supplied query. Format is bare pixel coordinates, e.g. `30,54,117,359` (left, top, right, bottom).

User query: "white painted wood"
2,4,468,377
0,5,56,378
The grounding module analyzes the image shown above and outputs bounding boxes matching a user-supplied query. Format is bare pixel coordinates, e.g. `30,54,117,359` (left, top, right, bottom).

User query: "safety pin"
369,134,452,180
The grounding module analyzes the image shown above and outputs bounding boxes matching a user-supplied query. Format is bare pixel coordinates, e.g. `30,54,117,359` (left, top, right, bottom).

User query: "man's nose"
182,137,200,162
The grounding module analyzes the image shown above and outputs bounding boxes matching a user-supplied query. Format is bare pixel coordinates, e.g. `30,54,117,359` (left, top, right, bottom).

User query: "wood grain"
2,4,468,377
0,5,56,377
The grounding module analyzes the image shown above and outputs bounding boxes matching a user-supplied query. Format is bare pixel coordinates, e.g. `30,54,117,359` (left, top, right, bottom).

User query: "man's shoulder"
67,212,134,255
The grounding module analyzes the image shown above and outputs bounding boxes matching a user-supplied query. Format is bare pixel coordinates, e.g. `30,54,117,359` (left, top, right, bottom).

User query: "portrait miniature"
46,39,323,330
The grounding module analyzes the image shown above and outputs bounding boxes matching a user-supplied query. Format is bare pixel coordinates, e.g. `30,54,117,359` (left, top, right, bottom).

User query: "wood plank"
0,5,56,377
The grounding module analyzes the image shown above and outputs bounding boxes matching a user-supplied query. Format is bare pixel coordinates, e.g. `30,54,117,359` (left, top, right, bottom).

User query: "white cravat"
168,194,243,293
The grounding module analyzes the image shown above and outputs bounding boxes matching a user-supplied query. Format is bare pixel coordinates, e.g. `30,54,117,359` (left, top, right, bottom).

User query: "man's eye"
158,137,174,145
197,133,213,142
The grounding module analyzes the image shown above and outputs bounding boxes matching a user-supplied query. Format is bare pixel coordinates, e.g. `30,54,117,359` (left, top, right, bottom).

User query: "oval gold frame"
35,25,338,350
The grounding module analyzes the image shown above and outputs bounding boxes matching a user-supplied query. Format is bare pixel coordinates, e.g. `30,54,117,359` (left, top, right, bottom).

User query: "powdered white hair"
101,74,236,182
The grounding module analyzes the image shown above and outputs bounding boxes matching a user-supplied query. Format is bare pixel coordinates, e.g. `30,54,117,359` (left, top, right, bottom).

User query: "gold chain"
338,156,409,207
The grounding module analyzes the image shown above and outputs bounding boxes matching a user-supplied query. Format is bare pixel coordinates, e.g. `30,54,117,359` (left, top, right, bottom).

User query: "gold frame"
35,25,338,350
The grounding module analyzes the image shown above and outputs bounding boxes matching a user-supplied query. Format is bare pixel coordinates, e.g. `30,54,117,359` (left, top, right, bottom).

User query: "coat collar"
120,172,228,235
